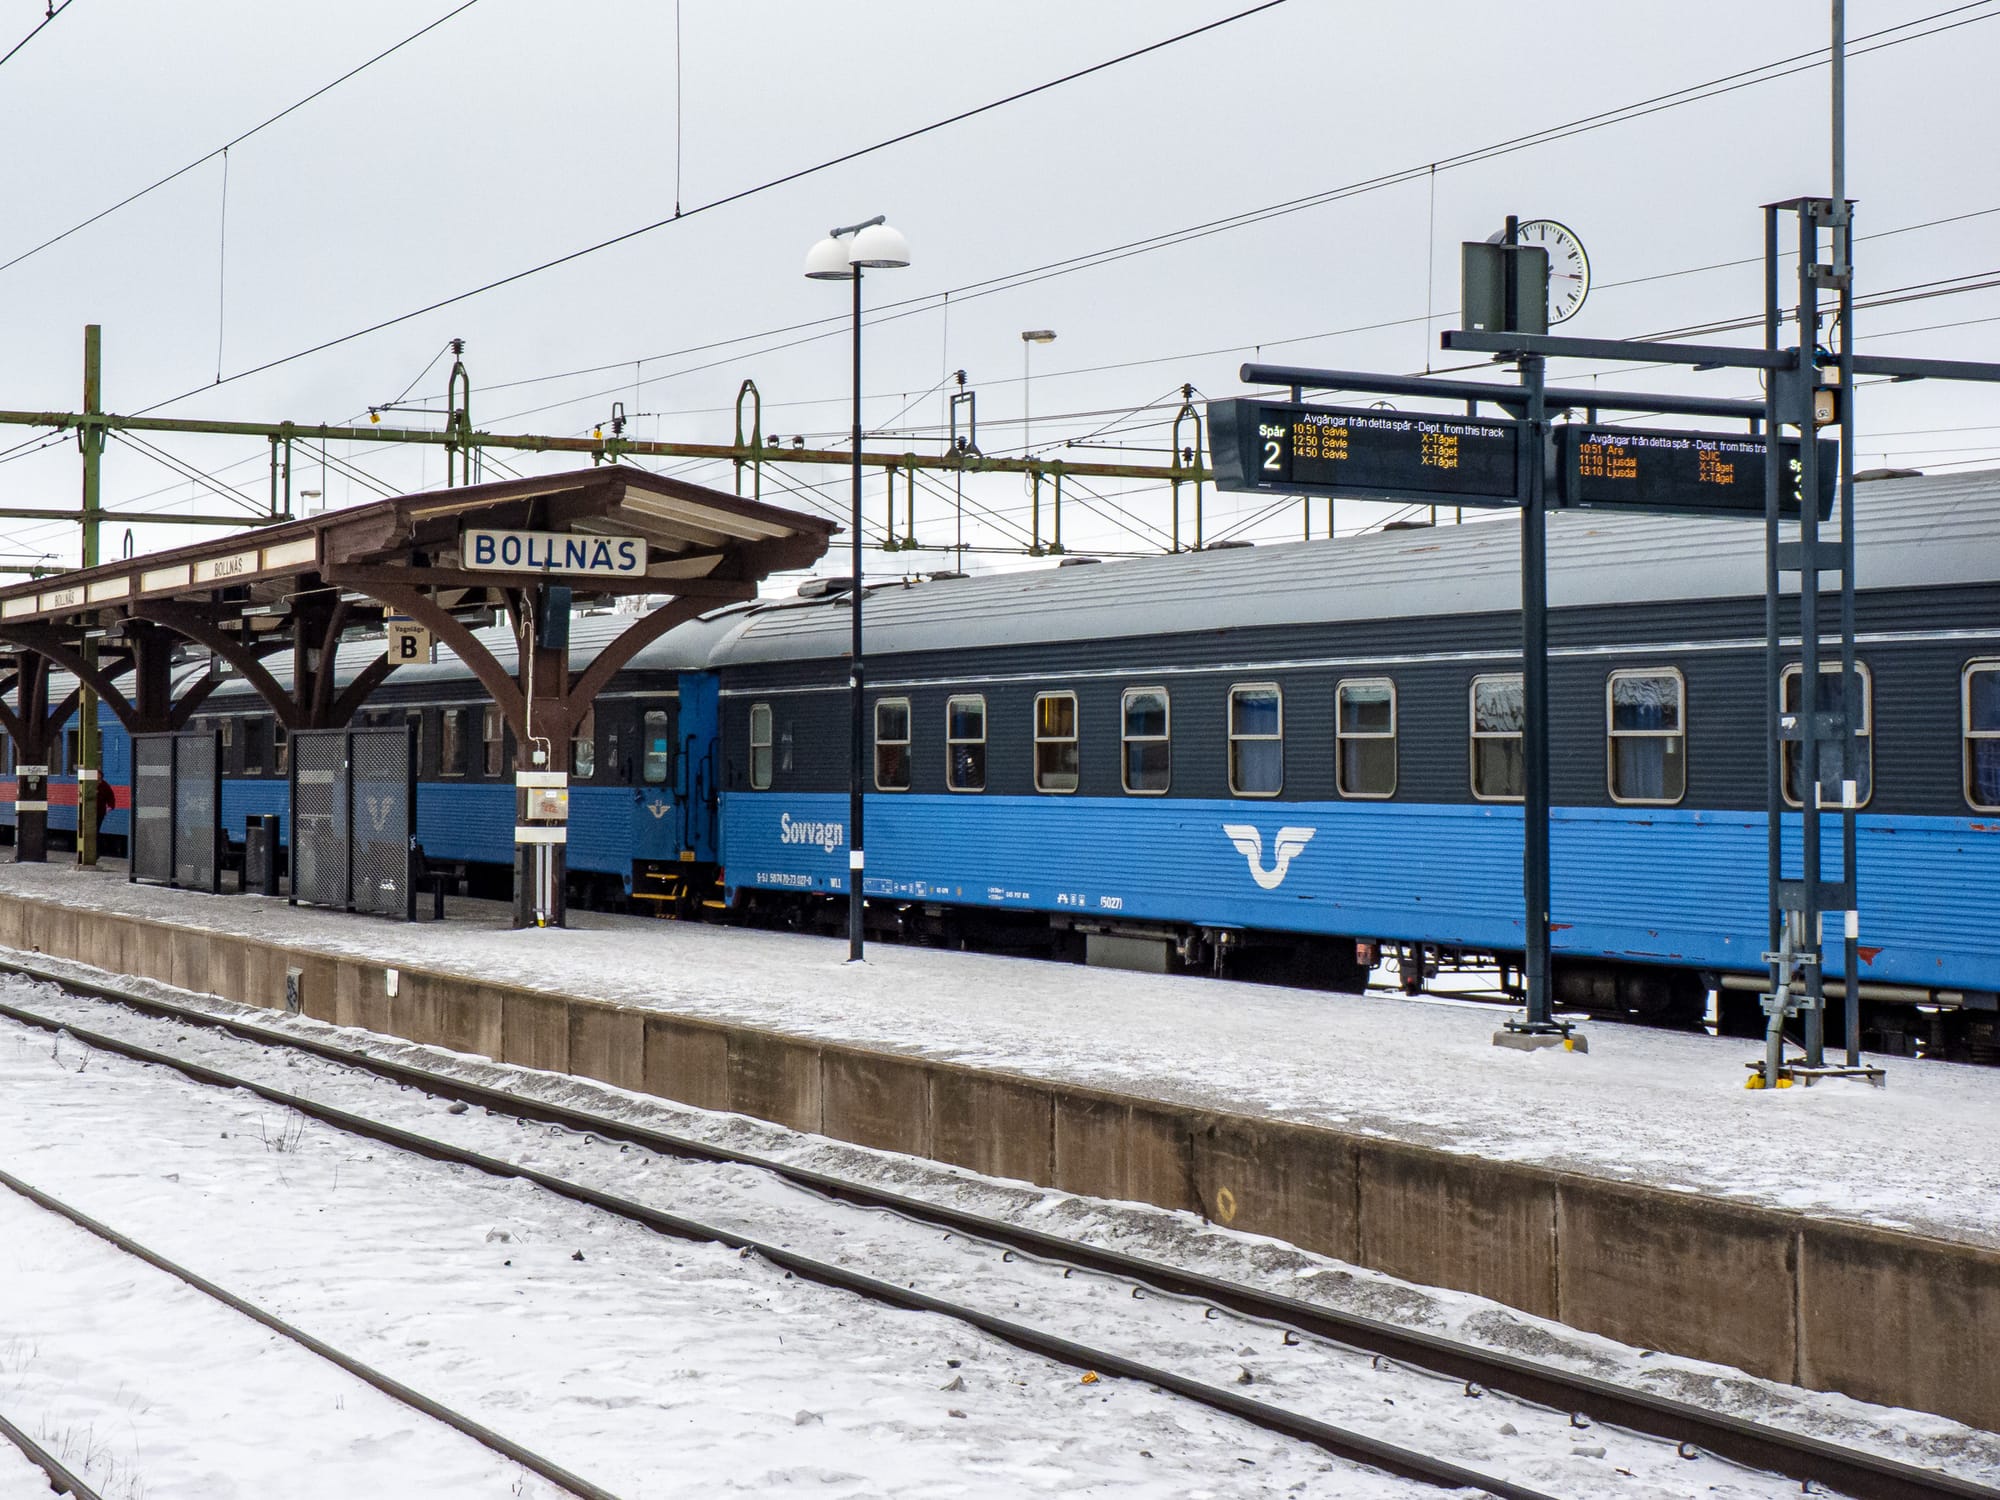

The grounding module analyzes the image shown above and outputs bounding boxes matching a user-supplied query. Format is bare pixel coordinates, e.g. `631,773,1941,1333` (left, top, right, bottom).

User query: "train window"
1335,679,1396,799
482,705,504,777
1121,687,1170,794
946,695,986,792
572,707,596,781
1470,674,1524,802
242,717,268,776
1034,691,1079,793
874,699,912,791
441,709,467,776
642,709,672,785
1967,662,2000,812
749,704,773,790
1228,684,1283,797
1606,668,1685,806
1780,662,1872,809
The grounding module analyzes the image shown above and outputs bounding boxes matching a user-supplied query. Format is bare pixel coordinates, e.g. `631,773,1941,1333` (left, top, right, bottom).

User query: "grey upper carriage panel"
186,467,2000,703
705,468,2000,667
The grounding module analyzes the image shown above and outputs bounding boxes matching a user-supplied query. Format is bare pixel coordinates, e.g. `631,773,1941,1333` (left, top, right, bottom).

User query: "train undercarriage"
639,865,2000,1065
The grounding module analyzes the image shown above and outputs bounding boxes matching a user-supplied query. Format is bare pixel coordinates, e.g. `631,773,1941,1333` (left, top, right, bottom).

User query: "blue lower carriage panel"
406,782,652,877
719,794,2000,992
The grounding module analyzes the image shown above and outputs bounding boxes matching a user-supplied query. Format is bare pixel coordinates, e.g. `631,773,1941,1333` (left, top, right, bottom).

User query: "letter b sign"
387,622,433,664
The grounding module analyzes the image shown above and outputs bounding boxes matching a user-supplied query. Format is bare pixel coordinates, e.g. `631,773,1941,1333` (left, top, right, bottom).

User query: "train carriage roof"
696,468,2000,667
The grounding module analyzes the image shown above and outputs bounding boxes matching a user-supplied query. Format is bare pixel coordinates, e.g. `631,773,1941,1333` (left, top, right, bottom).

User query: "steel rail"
0,1409,104,1500
0,1162,623,1500
0,983,1554,1500
1,959,1991,1500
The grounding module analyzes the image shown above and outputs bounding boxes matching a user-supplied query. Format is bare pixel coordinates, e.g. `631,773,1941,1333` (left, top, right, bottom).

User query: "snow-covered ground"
0,1183,568,1500
4,858,1999,1250
0,994,1433,1499
6,971,1998,1497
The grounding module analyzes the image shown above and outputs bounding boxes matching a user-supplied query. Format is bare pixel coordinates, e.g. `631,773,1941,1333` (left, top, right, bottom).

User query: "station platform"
0,855,1995,1435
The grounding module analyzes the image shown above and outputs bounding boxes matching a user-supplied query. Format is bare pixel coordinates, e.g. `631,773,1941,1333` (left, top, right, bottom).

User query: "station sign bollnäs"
462,528,647,575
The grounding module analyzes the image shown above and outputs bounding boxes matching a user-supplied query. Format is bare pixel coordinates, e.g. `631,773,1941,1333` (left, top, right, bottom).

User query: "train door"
675,673,720,864
631,701,679,864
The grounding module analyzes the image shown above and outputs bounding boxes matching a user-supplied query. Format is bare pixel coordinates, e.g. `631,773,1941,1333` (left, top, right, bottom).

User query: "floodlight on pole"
1021,329,1057,460
804,215,911,964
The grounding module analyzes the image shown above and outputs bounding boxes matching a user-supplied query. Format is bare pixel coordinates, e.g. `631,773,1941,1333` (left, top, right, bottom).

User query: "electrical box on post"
1461,242,1550,337
537,584,573,651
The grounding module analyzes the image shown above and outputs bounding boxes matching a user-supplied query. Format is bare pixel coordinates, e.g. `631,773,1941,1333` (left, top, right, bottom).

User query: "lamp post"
805,216,911,963
1020,329,1056,457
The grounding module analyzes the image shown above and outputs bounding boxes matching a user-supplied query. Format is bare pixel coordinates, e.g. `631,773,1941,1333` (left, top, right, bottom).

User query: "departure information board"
1209,399,1522,505
1558,426,1836,519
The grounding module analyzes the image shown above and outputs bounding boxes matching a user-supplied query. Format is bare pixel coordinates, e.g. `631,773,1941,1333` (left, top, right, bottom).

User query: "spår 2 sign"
462,528,647,576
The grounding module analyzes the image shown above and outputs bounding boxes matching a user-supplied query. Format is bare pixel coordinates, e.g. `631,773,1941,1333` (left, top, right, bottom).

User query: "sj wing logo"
1222,824,1316,890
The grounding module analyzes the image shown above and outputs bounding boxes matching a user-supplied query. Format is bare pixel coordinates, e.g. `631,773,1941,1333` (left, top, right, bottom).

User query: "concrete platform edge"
11,892,1996,1434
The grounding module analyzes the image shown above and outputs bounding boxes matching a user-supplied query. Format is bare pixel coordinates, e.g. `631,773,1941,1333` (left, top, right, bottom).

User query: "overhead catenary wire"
11,243,1997,565
392,2,2000,427
108,431,262,512
133,0,1296,414
0,0,487,279
0,0,76,75
148,0,1999,432
214,148,230,383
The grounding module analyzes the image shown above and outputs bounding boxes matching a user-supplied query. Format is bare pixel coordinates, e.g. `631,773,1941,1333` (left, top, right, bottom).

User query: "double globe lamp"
803,217,911,962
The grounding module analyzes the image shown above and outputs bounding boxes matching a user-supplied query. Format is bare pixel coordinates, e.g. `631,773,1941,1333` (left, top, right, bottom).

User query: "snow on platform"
5,857,1998,1251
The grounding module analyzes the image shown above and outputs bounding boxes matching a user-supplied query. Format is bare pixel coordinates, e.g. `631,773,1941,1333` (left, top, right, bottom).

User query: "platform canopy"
0,464,835,791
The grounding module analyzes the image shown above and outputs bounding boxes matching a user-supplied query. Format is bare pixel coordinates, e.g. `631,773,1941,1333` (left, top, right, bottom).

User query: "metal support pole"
848,268,866,962
734,378,763,501
1761,206,1788,1089
76,325,102,866
1796,206,1827,1069
1829,0,1862,1066
446,343,471,488
1519,352,1554,1030
1836,263,1862,1070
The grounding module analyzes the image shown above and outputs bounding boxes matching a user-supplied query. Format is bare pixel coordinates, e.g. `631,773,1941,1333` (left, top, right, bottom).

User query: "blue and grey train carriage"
705,469,2000,1054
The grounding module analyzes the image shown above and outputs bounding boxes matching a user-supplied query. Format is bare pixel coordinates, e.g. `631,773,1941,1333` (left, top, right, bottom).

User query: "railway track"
0,1407,102,1500
0,1163,622,1500
0,954,1988,1500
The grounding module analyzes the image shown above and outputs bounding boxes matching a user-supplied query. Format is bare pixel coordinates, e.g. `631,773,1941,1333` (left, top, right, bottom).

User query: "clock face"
1516,219,1590,325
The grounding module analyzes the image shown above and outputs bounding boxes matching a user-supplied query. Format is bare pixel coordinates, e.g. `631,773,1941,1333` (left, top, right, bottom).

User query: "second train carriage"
705,468,2000,1043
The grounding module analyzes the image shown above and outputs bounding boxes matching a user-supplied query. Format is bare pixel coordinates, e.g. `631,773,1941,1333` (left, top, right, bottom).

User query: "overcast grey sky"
0,0,1992,573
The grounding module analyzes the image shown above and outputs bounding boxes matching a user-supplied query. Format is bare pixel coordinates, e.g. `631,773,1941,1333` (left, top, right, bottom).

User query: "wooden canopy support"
0,628,138,729
366,583,525,738
363,581,743,751
4,654,79,863
130,600,361,732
